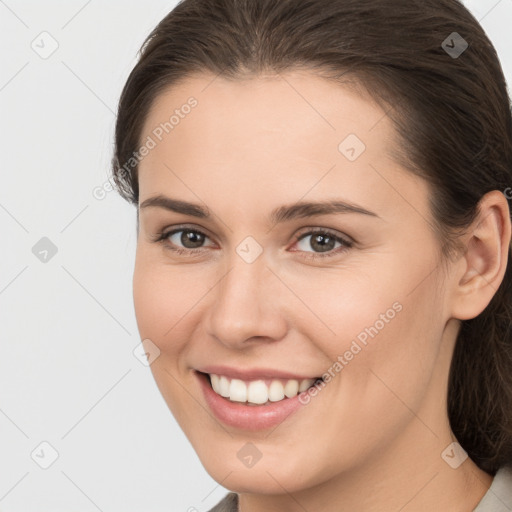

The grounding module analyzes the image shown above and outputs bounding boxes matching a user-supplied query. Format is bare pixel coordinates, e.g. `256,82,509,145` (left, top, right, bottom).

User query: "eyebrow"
139,195,381,224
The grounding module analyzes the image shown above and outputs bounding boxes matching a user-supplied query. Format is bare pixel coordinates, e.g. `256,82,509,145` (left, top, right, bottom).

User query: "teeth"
268,380,285,402
284,379,299,398
229,379,247,402
298,379,313,392
210,374,220,393
248,380,269,404
208,374,317,405
218,376,230,397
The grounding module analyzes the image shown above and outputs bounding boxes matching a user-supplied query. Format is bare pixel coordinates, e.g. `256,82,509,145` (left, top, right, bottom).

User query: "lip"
195,371,310,431
196,365,320,382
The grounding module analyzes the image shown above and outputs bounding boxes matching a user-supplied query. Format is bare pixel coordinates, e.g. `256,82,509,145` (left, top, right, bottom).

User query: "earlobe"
451,190,511,321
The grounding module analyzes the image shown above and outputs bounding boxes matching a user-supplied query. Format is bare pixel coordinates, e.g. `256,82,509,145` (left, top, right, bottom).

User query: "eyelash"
152,225,354,260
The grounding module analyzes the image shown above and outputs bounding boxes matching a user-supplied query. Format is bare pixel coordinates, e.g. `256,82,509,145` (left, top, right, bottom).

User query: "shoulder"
207,492,239,512
473,465,512,512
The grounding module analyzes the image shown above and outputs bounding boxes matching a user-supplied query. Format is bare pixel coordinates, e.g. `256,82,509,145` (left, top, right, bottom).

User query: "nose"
205,250,288,349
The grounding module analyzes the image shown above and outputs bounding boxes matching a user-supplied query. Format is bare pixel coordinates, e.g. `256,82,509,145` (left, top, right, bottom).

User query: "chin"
194,443,323,495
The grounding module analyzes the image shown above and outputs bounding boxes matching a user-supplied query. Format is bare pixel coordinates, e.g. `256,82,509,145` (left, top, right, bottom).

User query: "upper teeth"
209,374,317,405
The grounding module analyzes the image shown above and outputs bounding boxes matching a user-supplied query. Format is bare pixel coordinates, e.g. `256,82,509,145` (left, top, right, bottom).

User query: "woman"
111,0,512,510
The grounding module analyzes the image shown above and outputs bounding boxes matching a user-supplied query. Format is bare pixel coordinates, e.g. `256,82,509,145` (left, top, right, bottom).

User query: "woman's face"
134,71,458,493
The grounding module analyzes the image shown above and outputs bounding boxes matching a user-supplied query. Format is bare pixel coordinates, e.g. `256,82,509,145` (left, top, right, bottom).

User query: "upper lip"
196,365,321,381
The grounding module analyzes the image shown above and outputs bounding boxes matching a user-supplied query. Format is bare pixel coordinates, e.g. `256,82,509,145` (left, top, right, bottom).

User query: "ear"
449,190,511,321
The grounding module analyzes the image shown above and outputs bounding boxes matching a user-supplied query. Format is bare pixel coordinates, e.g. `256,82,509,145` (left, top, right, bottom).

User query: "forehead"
141,70,387,154
137,71,429,223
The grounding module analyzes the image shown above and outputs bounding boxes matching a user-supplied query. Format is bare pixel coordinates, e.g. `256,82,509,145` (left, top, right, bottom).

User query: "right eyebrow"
140,196,209,218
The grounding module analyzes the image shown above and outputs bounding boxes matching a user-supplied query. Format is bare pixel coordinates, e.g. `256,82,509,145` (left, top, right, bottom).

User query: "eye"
154,226,214,255
291,229,353,259
153,225,353,260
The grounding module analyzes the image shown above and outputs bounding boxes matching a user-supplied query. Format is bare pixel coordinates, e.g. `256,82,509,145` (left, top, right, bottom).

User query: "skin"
133,70,511,511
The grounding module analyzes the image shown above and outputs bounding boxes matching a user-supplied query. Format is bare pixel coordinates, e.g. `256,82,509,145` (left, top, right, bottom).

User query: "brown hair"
111,0,512,475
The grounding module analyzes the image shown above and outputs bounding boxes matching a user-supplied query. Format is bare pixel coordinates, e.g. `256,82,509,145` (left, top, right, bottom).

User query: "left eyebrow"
139,195,382,224
269,200,381,224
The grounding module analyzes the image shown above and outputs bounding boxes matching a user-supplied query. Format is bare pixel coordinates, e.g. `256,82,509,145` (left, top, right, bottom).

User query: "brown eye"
293,229,353,259
158,227,214,253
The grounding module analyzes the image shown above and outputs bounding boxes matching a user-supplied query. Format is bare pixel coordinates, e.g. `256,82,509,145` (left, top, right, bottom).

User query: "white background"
1,1,511,510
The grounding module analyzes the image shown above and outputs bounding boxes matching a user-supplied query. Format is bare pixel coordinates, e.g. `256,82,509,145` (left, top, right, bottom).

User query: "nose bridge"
206,244,287,346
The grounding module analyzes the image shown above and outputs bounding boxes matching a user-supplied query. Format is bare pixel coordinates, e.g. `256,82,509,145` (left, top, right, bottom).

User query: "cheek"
133,264,164,341
334,274,444,424
312,250,445,413
292,279,445,474
132,254,188,345
285,261,406,364
132,255,204,423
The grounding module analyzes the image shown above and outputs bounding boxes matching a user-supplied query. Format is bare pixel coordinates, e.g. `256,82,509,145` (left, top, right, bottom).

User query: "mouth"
195,369,326,430
199,371,324,406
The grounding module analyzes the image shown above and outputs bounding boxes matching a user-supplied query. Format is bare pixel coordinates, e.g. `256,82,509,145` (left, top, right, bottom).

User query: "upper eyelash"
153,226,353,259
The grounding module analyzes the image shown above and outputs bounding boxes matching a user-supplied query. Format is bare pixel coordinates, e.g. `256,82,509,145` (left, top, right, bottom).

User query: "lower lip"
196,371,307,431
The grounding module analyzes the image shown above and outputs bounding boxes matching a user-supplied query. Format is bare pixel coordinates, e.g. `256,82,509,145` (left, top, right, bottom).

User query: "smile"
195,369,325,430
208,373,322,406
